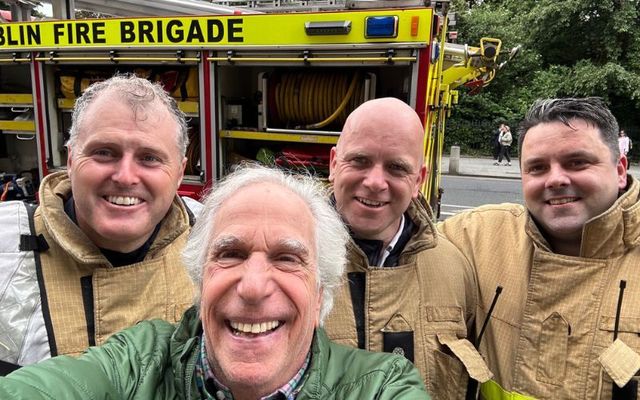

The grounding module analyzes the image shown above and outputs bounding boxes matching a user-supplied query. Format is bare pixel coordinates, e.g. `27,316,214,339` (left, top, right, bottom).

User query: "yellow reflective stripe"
480,380,538,400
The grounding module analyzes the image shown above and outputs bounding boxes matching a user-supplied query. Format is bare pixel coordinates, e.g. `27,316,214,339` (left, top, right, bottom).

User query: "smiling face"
200,182,321,399
329,98,426,245
521,119,627,254
67,91,186,253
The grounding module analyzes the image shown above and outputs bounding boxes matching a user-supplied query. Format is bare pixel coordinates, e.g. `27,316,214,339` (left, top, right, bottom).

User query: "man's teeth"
107,196,141,206
229,321,280,334
358,197,384,207
548,197,577,205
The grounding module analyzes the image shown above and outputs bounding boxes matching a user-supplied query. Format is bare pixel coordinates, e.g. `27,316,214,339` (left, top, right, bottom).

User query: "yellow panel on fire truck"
0,9,432,51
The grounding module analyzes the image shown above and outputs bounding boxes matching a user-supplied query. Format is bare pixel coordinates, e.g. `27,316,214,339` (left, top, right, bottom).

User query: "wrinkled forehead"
214,182,317,238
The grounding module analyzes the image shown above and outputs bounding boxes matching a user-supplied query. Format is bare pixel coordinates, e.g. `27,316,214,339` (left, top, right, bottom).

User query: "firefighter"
324,97,490,399
0,74,198,375
440,97,640,399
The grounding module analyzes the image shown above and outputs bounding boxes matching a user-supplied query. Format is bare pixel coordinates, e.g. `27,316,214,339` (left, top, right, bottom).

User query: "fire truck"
0,0,517,214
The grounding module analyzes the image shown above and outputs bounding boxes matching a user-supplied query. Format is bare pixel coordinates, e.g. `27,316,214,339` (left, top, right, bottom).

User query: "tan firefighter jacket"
0,171,195,367
439,176,640,399
324,196,491,400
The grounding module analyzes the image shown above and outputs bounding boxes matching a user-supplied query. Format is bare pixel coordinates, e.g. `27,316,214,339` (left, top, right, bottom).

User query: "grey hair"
66,73,189,157
182,163,349,325
517,97,620,162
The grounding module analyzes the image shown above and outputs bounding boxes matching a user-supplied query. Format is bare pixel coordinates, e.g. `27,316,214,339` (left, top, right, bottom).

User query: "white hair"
183,163,348,324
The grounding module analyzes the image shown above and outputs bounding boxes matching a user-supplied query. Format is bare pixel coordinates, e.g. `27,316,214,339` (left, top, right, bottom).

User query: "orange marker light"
411,16,419,36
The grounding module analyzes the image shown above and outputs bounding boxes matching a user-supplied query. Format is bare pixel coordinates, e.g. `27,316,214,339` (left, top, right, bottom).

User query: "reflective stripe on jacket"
0,201,48,367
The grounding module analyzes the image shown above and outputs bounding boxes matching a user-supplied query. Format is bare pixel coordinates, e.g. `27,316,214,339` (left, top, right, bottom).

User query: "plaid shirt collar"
195,333,311,400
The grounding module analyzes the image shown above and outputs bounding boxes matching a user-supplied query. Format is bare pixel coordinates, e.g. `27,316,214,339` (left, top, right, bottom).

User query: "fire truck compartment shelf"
0,120,35,131
0,94,34,107
220,130,338,144
57,98,199,115
209,56,416,64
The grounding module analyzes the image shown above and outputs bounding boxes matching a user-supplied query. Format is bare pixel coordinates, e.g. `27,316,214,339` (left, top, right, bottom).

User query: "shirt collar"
195,333,311,400
378,214,405,267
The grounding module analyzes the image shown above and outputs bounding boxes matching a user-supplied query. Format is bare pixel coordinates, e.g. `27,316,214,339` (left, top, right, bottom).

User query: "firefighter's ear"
66,146,74,176
413,165,427,198
177,157,187,190
328,146,338,183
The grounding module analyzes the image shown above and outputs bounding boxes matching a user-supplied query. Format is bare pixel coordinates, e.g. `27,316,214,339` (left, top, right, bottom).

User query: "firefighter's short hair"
66,73,189,158
517,97,620,162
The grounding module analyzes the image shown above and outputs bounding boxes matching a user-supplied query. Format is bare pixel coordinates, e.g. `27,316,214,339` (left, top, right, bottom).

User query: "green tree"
447,0,640,161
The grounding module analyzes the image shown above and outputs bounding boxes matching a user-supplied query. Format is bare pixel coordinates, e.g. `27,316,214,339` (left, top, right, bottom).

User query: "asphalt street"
439,175,522,220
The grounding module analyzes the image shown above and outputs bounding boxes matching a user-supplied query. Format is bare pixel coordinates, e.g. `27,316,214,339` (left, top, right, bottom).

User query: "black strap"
19,233,49,252
24,202,58,357
347,272,366,349
80,276,96,347
0,359,20,376
178,68,190,101
611,281,636,400
613,380,638,400
73,71,83,97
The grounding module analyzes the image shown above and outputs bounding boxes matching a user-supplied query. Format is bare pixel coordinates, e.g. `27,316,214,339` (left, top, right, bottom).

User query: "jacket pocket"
432,334,493,400
597,317,640,399
599,316,640,336
425,306,463,325
536,312,570,386
430,348,466,400
422,306,471,399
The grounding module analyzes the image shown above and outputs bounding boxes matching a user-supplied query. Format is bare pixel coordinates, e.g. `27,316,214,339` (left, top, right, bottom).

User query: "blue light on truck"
365,16,398,38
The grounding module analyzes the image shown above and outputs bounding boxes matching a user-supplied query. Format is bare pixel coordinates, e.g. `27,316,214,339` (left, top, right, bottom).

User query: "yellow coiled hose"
273,71,364,129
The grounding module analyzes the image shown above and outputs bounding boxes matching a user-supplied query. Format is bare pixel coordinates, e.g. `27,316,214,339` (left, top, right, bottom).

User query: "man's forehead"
340,146,414,163
522,149,596,164
338,126,424,163
76,96,179,148
346,117,422,137
214,182,316,233
522,122,615,163
83,89,170,122
212,234,310,253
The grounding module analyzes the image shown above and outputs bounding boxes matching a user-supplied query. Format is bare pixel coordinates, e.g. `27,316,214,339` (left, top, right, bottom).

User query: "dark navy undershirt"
352,214,415,267
64,195,161,267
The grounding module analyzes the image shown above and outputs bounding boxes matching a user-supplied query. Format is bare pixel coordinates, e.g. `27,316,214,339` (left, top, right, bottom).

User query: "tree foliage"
446,0,640,160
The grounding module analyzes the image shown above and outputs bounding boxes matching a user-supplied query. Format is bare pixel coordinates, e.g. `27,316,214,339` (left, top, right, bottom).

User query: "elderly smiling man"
0,164,428,400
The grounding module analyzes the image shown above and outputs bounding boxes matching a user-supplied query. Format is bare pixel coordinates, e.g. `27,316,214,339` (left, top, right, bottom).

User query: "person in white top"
618,129,632,156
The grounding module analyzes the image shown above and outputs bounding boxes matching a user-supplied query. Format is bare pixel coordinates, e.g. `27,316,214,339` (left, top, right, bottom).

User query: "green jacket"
0,307,429,399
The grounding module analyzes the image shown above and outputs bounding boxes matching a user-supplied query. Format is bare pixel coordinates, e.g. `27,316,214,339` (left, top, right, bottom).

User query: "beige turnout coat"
439,177,640,399
35,172,195,358
325,196,489,400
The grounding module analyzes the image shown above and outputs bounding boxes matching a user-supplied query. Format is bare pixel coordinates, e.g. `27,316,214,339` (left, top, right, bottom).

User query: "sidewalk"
441,156,640,180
